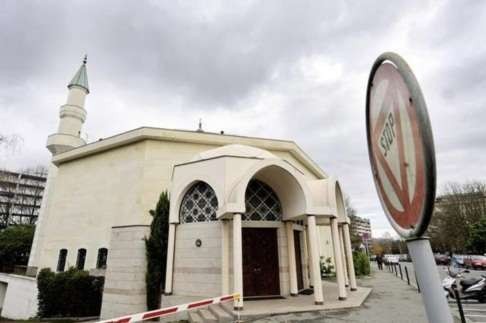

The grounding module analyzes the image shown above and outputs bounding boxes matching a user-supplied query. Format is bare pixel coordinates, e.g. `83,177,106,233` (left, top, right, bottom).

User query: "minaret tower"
46,56,89,155
28,56,90,275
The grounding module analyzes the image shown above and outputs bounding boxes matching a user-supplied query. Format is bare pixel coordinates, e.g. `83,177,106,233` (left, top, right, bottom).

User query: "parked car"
384,254,399,264
399,254,411,262
451,255,465,267
464,255,486,270
434,254,451,266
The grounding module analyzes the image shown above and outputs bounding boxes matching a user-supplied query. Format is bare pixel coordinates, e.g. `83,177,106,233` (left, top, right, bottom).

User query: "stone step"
220,302,234,315
188,311,204,323
198,308,218,323
208,304,233,323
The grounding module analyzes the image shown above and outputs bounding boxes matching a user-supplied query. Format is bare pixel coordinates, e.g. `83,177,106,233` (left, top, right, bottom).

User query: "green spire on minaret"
68,55,89,93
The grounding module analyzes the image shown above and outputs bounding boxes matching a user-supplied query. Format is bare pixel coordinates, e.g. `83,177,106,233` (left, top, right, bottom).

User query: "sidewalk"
253,266,461,323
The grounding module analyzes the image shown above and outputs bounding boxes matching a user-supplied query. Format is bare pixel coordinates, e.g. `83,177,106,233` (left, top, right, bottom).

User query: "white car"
384,254,399,264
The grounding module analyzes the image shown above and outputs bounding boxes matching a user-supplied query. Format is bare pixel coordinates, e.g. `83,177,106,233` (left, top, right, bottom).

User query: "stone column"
339,225,349,287
307,215,323,305
285,222,298,296
343,223,358,291
305,228,314,287
302,229,310,288
221,220,230,295
233,213,244,310
164,223,176,294
330,218,347,300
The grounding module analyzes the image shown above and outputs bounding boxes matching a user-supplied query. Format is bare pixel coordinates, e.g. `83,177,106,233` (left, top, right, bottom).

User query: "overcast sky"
1,1,486,238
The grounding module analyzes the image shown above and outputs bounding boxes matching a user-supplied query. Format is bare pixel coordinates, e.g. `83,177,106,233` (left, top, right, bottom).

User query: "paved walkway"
236,280,371,319
252,267,459,323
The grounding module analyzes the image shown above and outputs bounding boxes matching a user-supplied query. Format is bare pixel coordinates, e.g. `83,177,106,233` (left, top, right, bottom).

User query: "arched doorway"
242,179,282,298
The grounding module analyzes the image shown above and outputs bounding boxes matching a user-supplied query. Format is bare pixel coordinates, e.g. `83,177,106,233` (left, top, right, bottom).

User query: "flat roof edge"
51,127,327,178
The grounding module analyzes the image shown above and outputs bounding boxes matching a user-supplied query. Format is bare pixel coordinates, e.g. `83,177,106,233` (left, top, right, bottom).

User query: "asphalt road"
394,261,486,280
396,262,486,323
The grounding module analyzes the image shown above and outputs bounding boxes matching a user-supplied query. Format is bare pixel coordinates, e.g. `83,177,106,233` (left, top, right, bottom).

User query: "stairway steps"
188,311,204,323
208,304,233,323
220,302,234,315
199,308,218,323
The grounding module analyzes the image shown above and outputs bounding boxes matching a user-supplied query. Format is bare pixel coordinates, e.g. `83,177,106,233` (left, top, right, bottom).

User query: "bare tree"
0,133,23,156
428,181,486,253
345,196,363,248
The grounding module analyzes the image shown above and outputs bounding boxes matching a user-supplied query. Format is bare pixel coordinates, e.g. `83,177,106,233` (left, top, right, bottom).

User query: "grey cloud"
2,0,486,237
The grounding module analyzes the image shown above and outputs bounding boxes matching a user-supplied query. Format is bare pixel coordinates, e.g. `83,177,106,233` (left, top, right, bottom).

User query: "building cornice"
51,127,327,179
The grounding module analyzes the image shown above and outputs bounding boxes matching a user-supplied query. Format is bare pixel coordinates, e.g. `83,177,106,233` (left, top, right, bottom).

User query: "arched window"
180,181,218,223
244,179,282,221
57,249,67,272
76,248,87,270
97,248,108,269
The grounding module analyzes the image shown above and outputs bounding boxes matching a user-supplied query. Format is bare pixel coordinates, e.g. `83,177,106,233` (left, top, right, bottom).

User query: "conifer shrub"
353,251,371,276
145,191,170,310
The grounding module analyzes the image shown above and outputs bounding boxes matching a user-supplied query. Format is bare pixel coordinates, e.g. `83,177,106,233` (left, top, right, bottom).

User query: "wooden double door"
242,228,280,298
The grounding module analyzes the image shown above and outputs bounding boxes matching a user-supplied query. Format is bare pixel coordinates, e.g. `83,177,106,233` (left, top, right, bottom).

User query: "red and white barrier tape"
96,293,240,323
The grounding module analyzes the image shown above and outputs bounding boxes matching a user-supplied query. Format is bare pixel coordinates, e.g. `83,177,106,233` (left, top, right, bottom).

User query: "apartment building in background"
0,168,47,229
350,214,372,253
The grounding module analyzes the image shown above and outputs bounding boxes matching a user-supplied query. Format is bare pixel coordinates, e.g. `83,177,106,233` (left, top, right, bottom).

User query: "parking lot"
389,262,486,323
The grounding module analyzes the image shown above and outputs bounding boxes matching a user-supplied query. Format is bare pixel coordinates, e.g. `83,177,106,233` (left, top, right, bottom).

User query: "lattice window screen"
244,179,282,221
180,182,218,223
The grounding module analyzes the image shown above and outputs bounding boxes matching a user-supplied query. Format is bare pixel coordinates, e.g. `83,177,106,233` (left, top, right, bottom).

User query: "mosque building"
1,58,360,319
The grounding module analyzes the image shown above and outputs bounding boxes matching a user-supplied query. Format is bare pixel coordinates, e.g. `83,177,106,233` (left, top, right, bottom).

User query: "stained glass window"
180,182,218,223
244,179,282,221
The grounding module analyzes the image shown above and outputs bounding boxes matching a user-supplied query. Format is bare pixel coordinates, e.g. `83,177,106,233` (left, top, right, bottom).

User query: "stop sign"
366,52,436,239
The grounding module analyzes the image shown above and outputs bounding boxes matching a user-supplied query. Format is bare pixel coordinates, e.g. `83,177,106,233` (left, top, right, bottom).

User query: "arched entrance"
242,179,281,298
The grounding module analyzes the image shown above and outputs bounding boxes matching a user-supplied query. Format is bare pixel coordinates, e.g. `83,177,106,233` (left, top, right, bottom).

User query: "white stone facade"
100,225,150,319
163,144,358,309
172,222,222,297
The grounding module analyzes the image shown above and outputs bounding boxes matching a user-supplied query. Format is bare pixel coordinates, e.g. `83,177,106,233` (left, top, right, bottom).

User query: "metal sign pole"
365,52,455,323
407,238,453,323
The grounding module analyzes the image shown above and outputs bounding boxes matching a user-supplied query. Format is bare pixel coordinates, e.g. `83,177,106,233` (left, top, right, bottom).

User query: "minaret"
46,56,89,155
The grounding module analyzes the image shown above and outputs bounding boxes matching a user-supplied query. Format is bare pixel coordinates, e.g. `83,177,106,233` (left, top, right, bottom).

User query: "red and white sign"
366,53,436,238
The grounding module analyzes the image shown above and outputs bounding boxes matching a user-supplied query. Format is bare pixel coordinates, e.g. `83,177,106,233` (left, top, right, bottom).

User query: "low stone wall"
0,273,38,319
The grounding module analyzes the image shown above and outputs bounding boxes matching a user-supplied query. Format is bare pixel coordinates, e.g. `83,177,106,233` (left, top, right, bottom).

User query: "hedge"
37,267,104,317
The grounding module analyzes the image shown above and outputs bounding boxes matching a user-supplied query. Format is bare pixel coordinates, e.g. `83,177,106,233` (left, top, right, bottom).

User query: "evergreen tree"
0,224,34,271
466,217,486,254
145,191,170,310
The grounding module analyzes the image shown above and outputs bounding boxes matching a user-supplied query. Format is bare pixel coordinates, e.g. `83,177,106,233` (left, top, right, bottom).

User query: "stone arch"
335,181,347,222
169,175,223,224
230,160,313,220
